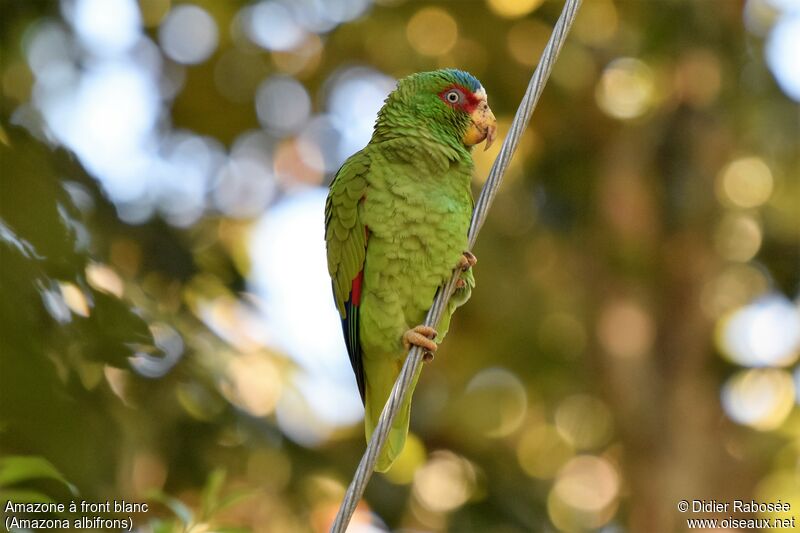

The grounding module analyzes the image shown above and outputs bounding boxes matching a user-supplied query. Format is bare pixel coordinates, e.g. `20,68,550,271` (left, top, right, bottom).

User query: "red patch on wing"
351,271,363,306
438,84,481,113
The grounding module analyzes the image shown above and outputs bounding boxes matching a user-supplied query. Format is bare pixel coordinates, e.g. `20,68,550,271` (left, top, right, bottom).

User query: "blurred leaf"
75,289,155,367
199,470,256,524
214,489,256,516
0,130,87,280
200,468,226,519
0,455,77,495
0,125,160,375
146,490,195,525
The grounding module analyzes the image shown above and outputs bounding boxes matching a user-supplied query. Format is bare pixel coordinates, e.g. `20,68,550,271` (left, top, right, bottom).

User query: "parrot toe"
457,251,477,271
403,325,438,359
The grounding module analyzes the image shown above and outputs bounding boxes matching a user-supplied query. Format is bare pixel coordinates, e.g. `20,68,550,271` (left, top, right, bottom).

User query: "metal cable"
331,1,583,530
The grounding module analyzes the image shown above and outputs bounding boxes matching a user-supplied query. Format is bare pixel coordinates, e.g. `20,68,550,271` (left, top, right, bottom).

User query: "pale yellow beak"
463,99,497,151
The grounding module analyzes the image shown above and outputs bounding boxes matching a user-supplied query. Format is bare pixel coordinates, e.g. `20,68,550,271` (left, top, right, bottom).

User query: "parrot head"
375,69,497,151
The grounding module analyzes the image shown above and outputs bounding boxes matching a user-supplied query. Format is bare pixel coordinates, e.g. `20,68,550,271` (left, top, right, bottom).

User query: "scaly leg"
403,325,438,362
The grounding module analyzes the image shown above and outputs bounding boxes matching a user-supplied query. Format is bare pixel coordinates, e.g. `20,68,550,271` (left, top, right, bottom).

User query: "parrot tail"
363,358,423,472
367,395,412,473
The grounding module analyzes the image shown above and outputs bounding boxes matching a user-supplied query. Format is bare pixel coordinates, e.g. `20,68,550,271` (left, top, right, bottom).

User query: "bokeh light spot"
256,75,311,135
213,155,277,218
573,0,618,45
717,156,774,209
766,13,800,101
244,1,306,52
722,368,795,430
68,0,142,56
406,7,458,57
158,4,218,65
413,451,475,513
555,395,614,450
596,57,655,120
326,67,396,161
717,294,800,367
548,455,619,531
487,0,544,19
24,20,73,78
461,367,527,438
554,455,620,513
714,213,763,262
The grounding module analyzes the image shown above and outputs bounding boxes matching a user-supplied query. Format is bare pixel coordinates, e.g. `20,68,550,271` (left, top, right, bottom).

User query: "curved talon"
403,325,438,358
457,251,477,271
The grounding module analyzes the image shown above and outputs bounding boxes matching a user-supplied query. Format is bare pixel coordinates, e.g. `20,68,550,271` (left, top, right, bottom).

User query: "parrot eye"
444,90,461,104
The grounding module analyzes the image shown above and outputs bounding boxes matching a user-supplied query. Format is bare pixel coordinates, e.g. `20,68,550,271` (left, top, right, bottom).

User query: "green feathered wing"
325,151,370,401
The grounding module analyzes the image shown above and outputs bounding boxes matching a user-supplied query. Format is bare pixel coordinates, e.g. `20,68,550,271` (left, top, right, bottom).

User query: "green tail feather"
364,357,423,472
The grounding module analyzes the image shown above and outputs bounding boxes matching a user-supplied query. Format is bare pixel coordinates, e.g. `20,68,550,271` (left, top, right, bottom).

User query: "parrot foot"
457,251,477,271
403,325,438,362
456,278,466,289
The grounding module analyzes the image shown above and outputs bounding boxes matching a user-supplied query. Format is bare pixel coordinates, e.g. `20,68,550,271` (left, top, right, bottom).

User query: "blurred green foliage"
1,1,799,532
0,455,77,504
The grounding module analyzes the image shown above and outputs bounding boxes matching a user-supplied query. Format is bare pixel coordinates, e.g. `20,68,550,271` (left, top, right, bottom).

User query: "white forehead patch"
474,86,487,101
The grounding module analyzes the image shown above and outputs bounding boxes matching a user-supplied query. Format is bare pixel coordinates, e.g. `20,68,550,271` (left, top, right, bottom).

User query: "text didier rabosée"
692,500,791,513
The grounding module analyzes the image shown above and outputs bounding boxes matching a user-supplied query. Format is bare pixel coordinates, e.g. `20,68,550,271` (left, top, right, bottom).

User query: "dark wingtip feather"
342,291,366,404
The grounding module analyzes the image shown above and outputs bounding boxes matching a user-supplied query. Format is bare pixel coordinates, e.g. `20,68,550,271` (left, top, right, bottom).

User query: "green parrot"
325,69,497,472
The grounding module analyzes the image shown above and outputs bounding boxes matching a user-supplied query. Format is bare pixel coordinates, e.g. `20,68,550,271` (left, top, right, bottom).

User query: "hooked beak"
463,99,497,151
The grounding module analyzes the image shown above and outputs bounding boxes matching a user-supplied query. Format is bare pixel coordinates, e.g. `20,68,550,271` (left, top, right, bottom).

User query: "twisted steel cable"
331,1,583,530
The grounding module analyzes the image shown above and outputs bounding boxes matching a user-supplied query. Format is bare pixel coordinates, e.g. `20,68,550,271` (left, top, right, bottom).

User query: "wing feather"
325,150,370,403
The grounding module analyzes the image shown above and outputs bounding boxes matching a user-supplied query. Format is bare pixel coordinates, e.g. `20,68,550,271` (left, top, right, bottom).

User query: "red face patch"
438,84,481,113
